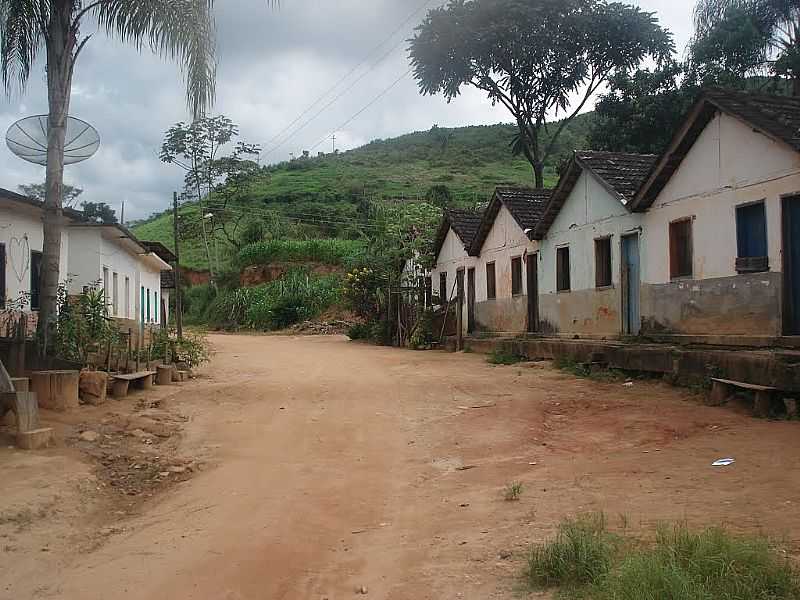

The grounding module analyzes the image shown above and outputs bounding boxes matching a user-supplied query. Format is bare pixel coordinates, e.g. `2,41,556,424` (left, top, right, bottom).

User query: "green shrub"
347,322,372,340
238,239,364,268
488,348,526,365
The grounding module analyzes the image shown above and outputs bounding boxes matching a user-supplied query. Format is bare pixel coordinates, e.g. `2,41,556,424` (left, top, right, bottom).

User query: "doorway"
621,234,641,335
783,195,800,334
467,267,476,334
526,254,539,333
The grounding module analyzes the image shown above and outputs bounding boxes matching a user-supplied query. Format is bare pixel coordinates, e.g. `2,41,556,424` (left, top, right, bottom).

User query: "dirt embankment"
239,261,344,287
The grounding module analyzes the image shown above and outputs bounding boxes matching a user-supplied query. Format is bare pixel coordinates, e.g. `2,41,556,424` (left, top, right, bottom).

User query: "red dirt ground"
1,334,798,599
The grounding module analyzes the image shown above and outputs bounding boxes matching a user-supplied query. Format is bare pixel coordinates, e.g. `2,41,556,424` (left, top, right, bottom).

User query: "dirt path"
2,334,800,599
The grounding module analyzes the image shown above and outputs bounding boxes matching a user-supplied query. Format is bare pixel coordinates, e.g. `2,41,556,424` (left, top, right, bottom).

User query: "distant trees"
409,0,673,188
81,202,117,224
19,182,83,208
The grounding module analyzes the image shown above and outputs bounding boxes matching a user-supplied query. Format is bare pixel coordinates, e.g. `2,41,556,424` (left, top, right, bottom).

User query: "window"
154,291,159,324
112,272,119,316
486,262,497,299
140,286,145,323
736,202,768,272
30,251,42,310
424,277,432,306
146,288,151,322
556,247,571,292
595,237,612,288
439,272,447,304
669,218,693,279
511,257,523,296
124,277,130,319
0,244,5,309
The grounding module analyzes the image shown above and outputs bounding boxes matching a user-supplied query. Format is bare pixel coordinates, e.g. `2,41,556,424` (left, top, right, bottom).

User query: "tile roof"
533,152,656,239
576,152,658,203
632,88,800,210
433,209,485,262
469,187,552,255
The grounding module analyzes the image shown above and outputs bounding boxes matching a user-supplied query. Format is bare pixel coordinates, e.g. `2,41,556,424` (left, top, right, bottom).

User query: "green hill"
133,114,593,271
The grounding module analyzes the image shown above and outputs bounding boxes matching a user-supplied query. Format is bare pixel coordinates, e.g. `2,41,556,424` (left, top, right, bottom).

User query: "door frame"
467,267,476,334
526,252,539,333
782,195,800,335
620,233,641,336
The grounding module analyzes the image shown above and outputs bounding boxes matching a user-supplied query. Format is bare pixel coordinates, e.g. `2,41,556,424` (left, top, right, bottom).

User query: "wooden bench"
709,378,778,417
111,371,156,398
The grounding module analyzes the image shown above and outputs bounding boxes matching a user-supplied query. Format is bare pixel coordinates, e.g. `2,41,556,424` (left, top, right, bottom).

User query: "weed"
554,357,627,382
238,239,364,268
488,348,526,365
462,347,474,354
524,515,800,600
504,481,524,501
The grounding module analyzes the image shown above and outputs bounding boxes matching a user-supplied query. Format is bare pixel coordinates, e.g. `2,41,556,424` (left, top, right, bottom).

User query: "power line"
309,69,413,153
260,0,436,159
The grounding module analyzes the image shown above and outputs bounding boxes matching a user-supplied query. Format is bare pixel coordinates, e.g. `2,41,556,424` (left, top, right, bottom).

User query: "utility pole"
120,201,125,225
332,133,336,154
172,192,184,341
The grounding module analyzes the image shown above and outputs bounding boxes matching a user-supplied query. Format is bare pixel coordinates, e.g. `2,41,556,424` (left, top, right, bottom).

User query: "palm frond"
0,0,47,92
91,0,218,117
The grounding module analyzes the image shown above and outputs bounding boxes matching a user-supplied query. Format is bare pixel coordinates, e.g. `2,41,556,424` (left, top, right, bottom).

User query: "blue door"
622,234,641,335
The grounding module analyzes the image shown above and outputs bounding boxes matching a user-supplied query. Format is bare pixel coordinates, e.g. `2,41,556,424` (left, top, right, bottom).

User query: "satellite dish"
5,115,100,166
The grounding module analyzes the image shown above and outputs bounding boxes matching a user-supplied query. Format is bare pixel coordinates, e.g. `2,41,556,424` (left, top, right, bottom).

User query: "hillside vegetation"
133,115,592,271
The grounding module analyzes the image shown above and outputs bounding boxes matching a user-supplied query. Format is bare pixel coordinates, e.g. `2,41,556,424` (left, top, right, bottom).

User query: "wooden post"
173,191,184,341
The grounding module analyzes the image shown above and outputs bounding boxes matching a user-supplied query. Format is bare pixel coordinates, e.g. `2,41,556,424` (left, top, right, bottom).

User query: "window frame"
556,246,571,293
511,256,523,296
486,261,497,300
669,217,694,280
439,272,447,305
735,200,769,273
594,236,613,289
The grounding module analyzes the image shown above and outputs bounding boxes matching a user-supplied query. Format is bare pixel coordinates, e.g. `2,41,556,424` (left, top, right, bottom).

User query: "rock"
16,428,55,450
79,430,100,442
129,428,152,439
168,465,187,474
498,550,512,560
79,370,108,406
357,586,368,595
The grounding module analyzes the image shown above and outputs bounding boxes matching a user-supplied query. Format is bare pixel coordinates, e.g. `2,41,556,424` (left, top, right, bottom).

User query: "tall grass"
206,270,342,330
525,515,800,599
238,239,364,268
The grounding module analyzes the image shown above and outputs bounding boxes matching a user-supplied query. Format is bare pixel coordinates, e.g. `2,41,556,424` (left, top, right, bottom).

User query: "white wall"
644,111,800,283
474,205,537,301
0,202,69,310
540,171,643,294
430,227,477,304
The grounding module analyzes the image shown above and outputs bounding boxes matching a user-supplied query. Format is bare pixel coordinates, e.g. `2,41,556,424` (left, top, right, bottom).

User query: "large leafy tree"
409,0,673,188
19,181,82,207
0,1,277,346
692,0,800,93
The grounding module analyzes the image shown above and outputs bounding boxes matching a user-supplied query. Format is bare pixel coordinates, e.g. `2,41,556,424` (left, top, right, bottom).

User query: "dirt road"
2,334,800,599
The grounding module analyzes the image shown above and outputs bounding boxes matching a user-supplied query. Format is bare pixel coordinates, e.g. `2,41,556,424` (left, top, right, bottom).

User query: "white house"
430,209,483,334
0,187,172,339
532,152,657,337
468,187,551,333
0,188,72,332
67,223,171,333
629,88,800,340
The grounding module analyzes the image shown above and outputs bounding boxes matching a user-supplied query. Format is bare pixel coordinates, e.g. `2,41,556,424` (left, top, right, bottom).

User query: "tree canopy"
408,0,673,188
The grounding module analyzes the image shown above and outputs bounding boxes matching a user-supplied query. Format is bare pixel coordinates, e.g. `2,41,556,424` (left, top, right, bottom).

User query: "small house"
468,187,551,333
630,88,800,341
533,152,657,336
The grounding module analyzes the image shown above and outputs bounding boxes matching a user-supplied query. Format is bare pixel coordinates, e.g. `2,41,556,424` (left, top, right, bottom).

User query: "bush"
238,239,364,268
347,322,372,340
525,515,800,600
488,348,526,365
207,269,342,331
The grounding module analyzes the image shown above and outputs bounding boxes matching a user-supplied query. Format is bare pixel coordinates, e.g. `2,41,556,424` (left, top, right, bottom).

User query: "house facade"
631,88,800,340
430,209,483,335
533,153,657,337
468,188,550,333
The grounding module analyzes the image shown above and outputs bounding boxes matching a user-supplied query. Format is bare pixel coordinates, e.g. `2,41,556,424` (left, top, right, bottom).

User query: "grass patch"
554,356,628,382
525,514,800,599
488,348,526,365
504,481,524,501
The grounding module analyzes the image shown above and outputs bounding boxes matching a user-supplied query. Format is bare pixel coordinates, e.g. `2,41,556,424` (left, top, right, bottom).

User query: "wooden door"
783,196,800,334
621,234,641,335
467,267,476,333
526,254,539,333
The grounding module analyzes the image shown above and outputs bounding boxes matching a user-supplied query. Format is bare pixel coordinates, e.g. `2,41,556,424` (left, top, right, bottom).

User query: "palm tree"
0,1,276,347
693,0,800,93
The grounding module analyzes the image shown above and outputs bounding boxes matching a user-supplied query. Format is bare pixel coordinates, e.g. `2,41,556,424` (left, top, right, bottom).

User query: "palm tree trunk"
38,2,74,351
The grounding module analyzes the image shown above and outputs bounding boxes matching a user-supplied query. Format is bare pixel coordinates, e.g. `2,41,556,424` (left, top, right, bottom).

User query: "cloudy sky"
0,0,695,221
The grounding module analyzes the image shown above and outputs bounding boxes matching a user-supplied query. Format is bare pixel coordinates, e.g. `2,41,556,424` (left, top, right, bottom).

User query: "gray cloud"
0,0,695,221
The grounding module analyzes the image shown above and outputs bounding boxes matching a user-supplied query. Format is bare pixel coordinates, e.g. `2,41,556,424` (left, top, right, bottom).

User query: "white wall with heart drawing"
0,206,69,310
